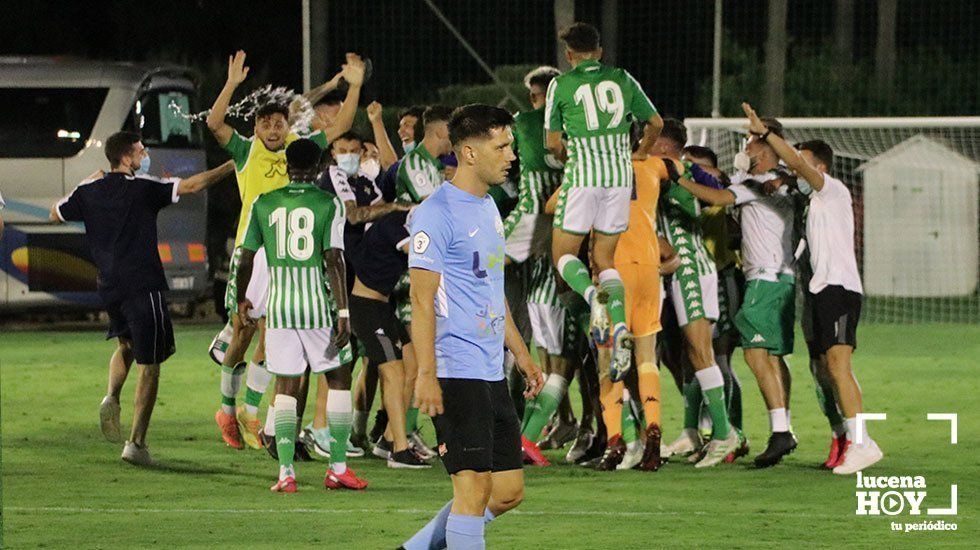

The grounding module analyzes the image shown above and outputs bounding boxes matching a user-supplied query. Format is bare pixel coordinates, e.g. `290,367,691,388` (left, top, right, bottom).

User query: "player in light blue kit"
401,105,544,550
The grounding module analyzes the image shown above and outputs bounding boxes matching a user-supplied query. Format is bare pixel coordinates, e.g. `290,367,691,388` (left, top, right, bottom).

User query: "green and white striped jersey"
509,108,563,221
395,143,444,203
526,255,562,307
544,59,657,188
659,181,716,278
241,181,346,329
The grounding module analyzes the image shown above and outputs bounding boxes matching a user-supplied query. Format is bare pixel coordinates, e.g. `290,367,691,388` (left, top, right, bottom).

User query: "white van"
0,57,210,310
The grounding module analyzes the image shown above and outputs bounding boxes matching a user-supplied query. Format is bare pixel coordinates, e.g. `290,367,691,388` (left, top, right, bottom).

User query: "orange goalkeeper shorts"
617,262,662,337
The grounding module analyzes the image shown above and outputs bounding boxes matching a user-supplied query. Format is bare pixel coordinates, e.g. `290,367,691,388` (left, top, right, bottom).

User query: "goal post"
683,117,980,324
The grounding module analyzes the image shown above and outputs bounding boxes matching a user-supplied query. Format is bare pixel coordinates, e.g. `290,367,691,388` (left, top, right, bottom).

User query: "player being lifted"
545,22,663,380
237,138,367,492
206,50,364,450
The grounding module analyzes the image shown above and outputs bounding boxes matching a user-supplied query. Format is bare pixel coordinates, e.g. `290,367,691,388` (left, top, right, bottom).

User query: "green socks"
695,366,731,440
598,269,627,329
811,361,844,432
327,390,353,472
220,362,246,415
557,255,596,301
406,406,420,433
274,394,298,479
521,374,567,441
682,380,703,431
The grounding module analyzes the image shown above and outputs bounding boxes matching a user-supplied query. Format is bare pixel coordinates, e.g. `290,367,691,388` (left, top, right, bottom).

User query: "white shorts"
505,213,553,263
670,271,720,327
265,327,346,377
554,186,631,235
528,302,565,356
245,247,269,319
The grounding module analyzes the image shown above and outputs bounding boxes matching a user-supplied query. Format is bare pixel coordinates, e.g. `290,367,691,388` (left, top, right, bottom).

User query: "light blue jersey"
408,182,507,381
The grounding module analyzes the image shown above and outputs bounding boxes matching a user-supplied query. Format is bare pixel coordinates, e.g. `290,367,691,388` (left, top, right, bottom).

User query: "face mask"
336,153,361,176
360,158,381,180
137,153,151,175
402,141,416,155
733,151,751,173
796,178,813,196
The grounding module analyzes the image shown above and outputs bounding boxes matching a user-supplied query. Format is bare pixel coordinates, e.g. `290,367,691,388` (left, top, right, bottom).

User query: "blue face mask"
402,141,416,155
137,153,151,175
336,153,361,177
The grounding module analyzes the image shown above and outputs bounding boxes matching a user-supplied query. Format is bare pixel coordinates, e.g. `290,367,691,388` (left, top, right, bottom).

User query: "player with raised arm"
51,131,233,465
206,50,363,450
741,102,883,474
236,138,367,492
675,122,801,468
401,105,543,550
545,22,664,382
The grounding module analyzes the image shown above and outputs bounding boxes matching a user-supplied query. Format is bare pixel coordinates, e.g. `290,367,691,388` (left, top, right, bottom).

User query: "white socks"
769,408,789,433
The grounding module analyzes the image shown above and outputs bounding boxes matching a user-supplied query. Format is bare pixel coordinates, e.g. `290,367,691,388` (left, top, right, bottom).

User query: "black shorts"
349,295,410,364
105,291,175,365
434,378,523,475
808,285,862,354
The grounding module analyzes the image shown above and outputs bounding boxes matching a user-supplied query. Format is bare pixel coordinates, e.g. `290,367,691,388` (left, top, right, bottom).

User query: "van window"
0,88,108,158
134,89,201,148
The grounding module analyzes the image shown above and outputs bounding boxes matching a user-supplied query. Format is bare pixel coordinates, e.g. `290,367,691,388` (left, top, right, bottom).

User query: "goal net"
683,117,980,324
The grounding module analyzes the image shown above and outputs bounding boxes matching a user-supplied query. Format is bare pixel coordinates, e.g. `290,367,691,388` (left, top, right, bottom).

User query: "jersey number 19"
270,207,315,261
573,81,624,131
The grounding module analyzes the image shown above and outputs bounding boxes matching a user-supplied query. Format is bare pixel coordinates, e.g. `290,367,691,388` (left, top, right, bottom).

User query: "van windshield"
0,88,108,158
134,89,202,149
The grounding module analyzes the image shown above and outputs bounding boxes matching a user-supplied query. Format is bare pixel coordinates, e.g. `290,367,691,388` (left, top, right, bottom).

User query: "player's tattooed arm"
236,248,257,327
409,267,444,416
323,248,350,348
504,300,544,398
207,50,249,147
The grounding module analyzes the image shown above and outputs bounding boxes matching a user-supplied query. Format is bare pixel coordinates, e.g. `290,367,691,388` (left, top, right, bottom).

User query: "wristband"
337,308,350,319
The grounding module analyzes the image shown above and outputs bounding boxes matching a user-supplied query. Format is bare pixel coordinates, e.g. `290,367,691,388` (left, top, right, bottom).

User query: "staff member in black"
51,131,232,465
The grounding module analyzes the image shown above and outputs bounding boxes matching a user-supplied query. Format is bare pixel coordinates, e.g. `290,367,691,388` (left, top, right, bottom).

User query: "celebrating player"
741,102,883,474
206,50,364,450
236,138,367,492
403,105,543,550
545,22,664,380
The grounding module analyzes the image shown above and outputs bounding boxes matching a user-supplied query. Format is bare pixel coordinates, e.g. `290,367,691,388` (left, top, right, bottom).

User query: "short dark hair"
682,145,719,168
399,105,426,121
524,66,561,91
660,118,687,148
760,116,784,138
797,139,834,171
423,105,454,127
331,131,363,146
448,104,514,147
560,22,600,53
105,131,141,166
286,138,323,172
314,89,345,107
256,102,290,122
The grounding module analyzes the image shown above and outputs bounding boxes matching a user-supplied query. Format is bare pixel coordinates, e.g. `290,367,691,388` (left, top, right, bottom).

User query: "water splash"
169,85,315,133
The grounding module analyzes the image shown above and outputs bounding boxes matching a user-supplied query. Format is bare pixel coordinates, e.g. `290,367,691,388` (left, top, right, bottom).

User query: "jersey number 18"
270,207,315,261
573,81,624,131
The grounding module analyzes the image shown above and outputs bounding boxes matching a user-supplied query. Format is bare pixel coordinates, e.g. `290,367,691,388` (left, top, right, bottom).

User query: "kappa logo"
690,300,701,308
673,227,683,235
675,236,689,245
692,309,703,317
680,257,693,265
682,267,695,275
687,291,699,299
576,267,589,276
751,334,766,343
685,281,698,290
610,299,623,308
278,437,292,445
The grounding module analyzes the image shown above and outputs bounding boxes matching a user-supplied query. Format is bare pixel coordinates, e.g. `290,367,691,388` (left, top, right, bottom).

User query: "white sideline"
5,506,839,518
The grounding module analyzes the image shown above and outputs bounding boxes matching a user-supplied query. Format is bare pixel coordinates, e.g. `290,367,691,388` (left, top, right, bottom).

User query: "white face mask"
733,151,752,173
402,141,416,155
336,153,361,177
360,158,381,180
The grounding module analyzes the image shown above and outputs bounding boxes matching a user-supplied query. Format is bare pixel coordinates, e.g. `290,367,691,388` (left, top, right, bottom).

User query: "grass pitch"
1,324,977,548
